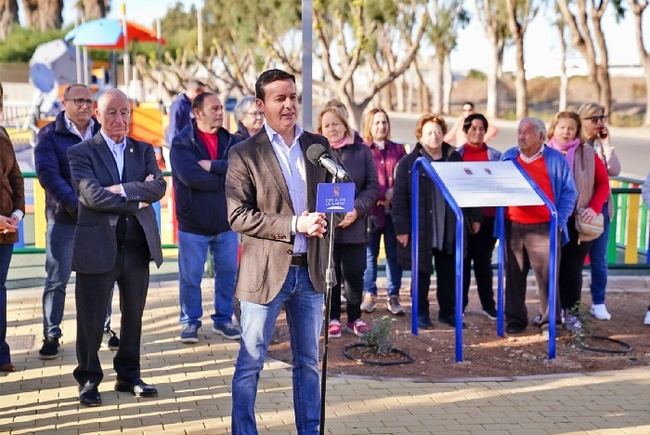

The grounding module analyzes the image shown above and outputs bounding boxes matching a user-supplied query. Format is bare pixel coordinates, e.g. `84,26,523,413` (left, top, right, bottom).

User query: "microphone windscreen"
306,143,327,165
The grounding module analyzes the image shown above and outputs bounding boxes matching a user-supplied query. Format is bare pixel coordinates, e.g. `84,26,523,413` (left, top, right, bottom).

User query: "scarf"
330,133,354,149
548,137,581,172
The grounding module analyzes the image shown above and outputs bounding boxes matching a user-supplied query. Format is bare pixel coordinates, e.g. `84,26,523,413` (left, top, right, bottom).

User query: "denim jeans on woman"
589,203,610,305
232,265,324,435
178,230,238,327
363,215,402,297
0,243,14,365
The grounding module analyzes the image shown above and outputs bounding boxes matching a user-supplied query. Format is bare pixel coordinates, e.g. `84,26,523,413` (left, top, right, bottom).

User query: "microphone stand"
319,180,338,435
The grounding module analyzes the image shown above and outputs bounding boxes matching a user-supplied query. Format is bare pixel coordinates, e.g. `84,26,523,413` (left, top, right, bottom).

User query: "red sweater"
587,155,610,212
197,130,218,160
508,155,554,224
462,143,495,217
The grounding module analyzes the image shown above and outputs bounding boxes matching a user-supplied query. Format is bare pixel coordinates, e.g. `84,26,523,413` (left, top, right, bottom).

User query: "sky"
30,0,650,78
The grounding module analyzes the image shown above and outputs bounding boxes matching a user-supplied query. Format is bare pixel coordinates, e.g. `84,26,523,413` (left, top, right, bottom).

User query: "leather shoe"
115,378,158,397
0,362,15,372
79,382,102,407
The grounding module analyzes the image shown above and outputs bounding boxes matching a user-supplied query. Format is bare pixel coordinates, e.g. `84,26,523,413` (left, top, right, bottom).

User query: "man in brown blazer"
226,69,333,435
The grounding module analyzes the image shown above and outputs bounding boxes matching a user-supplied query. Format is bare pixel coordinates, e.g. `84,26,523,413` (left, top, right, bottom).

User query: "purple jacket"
366,139,406,229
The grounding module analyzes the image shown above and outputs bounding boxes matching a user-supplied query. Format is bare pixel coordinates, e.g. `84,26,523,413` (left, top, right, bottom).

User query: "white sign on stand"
430,161,543,207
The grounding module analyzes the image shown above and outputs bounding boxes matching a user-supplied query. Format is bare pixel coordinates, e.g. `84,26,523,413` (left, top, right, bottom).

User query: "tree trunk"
22,0,62,30
443,55,452,114
0,0,18,39
82,0,109,19
414,57,431,113
505,0,528,118
592,14,612,115
629,2,650,126
513,34,528,118
557,20,568,111
396,74,406,112
486,35,501,118
432,53,444,113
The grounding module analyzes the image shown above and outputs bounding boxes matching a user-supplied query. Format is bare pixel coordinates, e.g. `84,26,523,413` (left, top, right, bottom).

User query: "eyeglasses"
65,98,94,107
245,111,264,118
584,115,607,122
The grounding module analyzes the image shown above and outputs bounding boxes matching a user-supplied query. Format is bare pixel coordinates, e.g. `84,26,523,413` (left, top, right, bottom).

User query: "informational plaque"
430,161,544,207
316,182,356,213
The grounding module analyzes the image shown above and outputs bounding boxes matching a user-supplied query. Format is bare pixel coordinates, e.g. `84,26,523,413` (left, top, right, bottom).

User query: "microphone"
306,143,351,181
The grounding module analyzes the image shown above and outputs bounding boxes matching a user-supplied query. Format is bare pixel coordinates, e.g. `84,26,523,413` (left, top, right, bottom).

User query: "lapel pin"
129,148,134,153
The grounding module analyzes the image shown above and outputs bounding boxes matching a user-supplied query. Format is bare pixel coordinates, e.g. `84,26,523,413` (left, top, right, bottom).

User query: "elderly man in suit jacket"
68,89,166,407
226,69,333,435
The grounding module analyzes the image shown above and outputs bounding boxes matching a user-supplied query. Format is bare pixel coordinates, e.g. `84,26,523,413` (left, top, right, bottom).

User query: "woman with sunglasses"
576,103,621,322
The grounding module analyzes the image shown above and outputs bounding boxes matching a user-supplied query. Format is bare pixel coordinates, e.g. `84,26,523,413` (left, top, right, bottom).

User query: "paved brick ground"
2,280,650,434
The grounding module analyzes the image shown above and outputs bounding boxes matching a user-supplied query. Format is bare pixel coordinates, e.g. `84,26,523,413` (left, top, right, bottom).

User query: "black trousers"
559,216,593,311
417,249,456,320
330,243,366,323
73,244,150,386
463,216,497,312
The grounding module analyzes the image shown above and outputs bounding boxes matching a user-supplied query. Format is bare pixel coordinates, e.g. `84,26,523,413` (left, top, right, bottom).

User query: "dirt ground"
268,290,650,380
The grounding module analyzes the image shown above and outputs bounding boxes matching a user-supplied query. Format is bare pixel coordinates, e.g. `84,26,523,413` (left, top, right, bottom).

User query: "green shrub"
361,316,394,355
0,25,68,62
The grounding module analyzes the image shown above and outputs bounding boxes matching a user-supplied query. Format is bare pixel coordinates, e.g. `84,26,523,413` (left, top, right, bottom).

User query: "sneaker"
540,323,550,337
532,314,543,326
347,319,370,337
387,295,405,315
360,293,376,313
180,324,200,344
38,337,61,360
328,320,342,338
212,323,242,340
564,315,582,333
590,304,611,321
482,307,498,320
644,307,650,326
105,329,120,351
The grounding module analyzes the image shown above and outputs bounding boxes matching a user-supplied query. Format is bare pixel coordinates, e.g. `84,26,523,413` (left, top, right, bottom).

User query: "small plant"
568,303,592,342
361,316,394,355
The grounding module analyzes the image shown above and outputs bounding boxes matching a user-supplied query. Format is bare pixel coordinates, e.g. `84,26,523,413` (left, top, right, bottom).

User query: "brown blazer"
226,129,333,304
0,126,25,245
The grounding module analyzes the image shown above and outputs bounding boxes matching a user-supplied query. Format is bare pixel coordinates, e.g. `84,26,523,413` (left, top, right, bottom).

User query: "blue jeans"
232,266,324,435
0,243,14,365
42,221,114,338
178,230,238,326
589,204,610,305
363,215,402,296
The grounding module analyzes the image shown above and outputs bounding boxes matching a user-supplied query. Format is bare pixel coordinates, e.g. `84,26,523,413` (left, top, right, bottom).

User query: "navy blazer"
170,121,234,235
68,133,166,274
34,112,101,224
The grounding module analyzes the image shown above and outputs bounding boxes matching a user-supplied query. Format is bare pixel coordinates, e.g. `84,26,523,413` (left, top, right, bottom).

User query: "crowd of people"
0,70,649,435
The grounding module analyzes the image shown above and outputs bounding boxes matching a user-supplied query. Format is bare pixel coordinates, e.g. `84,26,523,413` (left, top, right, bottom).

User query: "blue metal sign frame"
410,157,560,362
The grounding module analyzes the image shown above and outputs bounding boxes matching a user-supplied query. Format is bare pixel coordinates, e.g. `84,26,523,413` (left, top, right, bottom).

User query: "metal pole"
319,208,336,435
302,0,313,131
512,160,559,360
74,18,82,83
122,2,129,90
496,206,505,337
82,47,89,85
157,19,163,103
421,162,464,362
410,158,422,335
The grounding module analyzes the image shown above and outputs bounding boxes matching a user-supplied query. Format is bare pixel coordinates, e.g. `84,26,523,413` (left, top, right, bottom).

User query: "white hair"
234,96,257,122
520,117,546,139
